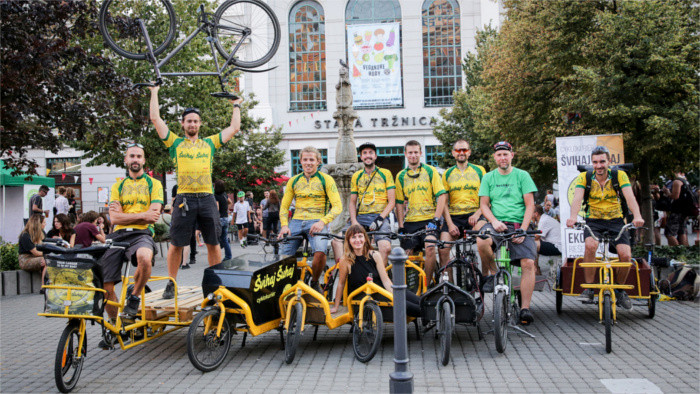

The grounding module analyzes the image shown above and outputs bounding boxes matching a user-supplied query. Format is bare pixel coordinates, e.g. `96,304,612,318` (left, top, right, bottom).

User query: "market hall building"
246,0,499,176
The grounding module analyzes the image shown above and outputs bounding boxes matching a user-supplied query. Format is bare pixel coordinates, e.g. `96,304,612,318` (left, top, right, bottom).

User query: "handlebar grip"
111,242,131,248
526,230,542,234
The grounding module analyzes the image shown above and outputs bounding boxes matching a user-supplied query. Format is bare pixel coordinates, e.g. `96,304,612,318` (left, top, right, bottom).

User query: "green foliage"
0,243,20,272
632,244,700,265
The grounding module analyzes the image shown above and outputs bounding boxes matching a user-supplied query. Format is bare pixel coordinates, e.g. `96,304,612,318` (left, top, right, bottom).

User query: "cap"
164,204,172,211
358,142,377,154
182,107,201,119
237,191,245,198
493,141,513,152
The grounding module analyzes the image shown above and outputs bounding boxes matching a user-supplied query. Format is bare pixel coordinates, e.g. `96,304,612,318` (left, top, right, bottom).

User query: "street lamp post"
389,247,413,393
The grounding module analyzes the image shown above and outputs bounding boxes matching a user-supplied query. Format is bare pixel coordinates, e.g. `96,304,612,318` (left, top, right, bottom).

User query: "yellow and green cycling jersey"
110,174,164,232
280,171,343,226
161,131,223,194
350,167,395,215
395,164,446,222
442,163,486,216
575,169,631,220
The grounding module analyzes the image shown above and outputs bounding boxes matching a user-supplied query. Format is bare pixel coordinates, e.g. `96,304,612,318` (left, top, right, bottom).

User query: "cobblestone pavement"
1,242,699,393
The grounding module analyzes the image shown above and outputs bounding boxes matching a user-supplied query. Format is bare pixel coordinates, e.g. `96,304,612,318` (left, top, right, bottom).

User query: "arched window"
422,0,461,107
345,0,403,109
289,1,326,111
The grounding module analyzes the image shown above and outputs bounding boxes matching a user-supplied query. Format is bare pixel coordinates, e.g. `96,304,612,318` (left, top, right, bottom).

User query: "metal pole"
389,247,413,393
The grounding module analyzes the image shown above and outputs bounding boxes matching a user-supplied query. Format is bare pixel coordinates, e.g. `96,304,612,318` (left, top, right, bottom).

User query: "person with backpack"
278,146,343,292
664,171,697,246
566,146,644,309
439,139,487,273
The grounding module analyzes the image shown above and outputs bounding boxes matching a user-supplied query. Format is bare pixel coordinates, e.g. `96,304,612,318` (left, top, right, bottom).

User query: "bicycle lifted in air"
98,0,281,98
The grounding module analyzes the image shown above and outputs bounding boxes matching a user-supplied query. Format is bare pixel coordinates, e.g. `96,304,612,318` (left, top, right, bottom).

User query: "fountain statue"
322,60,362,233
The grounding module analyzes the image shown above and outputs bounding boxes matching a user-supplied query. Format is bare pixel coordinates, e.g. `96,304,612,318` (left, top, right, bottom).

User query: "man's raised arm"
148,86,169,139
221,98,243,144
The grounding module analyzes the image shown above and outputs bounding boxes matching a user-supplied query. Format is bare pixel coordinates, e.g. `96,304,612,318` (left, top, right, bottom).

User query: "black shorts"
99,230,156,284
400,220,437,252
538,241,561,257
440,213,478,235
481,223,537,265
584,218,630,248
665,212,688,237
170,194,221,247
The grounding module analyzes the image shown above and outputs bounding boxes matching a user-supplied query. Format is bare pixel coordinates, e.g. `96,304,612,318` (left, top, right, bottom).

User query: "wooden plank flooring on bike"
140,286,203,321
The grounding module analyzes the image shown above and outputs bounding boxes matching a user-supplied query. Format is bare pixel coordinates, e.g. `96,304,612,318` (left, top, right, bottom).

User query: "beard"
185,128,198,137
456,157,467,164
129,162,143,172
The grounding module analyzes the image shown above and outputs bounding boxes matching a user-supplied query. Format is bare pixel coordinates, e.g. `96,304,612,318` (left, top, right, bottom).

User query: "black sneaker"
189,259,196,265
310,281,322,293
580,288,595,301
481,275,495,293
162,280,175,300
519,308,534,326
181,263,191,270
121,294,140,319
616,290,633,310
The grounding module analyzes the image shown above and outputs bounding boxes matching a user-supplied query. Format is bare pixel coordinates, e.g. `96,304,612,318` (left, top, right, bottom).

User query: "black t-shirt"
348,254,383,294
29,193,43,215
47,228,74,242
18,232,44,255
214,193,229,218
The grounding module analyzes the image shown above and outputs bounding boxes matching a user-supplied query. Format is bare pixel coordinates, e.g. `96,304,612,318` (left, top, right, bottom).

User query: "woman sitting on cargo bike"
330,224,420,317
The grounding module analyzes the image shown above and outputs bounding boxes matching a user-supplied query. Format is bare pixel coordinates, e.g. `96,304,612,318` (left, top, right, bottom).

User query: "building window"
289,1,326,112
46,158,81,174
425,146,445,168
290,149,328,176
345,0,403,109
422,0,461,107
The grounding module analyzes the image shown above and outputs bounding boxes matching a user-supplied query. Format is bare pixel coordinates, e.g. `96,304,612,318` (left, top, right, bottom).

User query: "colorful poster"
97,187,109,204
556,134,625,260
346,22,402,108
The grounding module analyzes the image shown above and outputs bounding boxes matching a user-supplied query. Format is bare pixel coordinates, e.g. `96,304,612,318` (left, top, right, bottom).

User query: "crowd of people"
17,86,697,340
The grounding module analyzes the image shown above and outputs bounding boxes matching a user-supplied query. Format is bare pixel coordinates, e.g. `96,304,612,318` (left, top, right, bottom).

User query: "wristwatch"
233,103,241,109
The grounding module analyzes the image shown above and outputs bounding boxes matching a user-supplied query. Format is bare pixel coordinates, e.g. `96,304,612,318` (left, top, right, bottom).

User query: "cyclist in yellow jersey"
279,146,343,290
149,85,242,299
439,139,487,270
98,144,163,325
395,140,447,284
330,142,395,265
566,146,644,308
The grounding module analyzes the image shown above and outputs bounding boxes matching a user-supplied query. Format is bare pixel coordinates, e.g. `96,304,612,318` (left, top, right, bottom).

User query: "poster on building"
97,187,109,204
346,22,402,108
556,134,625,260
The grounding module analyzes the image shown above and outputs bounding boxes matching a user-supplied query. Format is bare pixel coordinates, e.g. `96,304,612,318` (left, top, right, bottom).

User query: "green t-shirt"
478,167,537,223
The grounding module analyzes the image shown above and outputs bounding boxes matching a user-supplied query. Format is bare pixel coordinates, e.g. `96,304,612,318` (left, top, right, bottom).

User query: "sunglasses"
126,142,144,149
453,148,470,154
182,107,201,118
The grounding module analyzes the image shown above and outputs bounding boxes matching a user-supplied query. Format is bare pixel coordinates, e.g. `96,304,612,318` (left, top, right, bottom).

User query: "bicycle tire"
54,320,86,393
352,302,383,363
98,0,177,61
439,301,452,366
284,302,302,364
494,291,508,353
187,308,232,372
213,0,280,68
604,294,612,354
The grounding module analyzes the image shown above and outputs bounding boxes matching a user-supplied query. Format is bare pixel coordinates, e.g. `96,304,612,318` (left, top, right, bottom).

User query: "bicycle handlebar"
573,222,643,242
314,232,344,240
37,240,130,256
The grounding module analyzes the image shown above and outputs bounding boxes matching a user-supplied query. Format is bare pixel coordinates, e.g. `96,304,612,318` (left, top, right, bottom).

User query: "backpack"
665,266,700,301
673,178,699,217
581,168,629,218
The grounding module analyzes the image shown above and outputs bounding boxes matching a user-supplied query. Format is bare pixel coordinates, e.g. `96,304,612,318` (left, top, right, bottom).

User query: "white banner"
23,184,54,232
347,23,402,108
556,134,625,260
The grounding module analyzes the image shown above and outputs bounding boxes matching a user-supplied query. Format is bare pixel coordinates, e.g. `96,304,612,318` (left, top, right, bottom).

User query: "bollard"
389,247,413,393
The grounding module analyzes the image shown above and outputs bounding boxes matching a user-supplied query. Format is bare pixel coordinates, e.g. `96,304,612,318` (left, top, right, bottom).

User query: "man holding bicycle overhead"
99,144,163,325
149,85,242,299
566,146,644,309
439,139,487,271
278,146,343,292
330,142,395,265
395,140,447,286
477,141,538,325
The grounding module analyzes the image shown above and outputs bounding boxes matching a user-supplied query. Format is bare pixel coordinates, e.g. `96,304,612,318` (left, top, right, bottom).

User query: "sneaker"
616,290,633,310
181,263,191,270
481,275,495,293
189,259,196,265
310,281,322,293
162,280,175,300
580,288,595,301
519,308,534,326
121,294,140,319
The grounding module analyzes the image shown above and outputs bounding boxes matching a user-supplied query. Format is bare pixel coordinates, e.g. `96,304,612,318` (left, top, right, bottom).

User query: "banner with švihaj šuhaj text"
556,134,625,260
346,23,402,108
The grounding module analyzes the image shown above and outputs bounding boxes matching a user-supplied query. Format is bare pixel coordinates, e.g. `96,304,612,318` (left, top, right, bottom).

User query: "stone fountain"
322,61,362,233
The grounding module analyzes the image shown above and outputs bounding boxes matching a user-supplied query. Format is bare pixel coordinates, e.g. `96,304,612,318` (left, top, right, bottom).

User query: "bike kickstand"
508,324,536,338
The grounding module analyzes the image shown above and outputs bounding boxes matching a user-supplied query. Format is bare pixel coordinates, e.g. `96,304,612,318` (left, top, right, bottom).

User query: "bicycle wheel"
187,308,232,372
603,294,612,354
493,291,508,353
285,302,302,364
98,0,177,61
438,301,452,366
54,320,86,393
353,302,383,363
213,0,281,68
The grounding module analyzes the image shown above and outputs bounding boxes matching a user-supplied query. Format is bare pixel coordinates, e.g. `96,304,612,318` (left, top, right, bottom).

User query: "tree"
0,0,140,175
